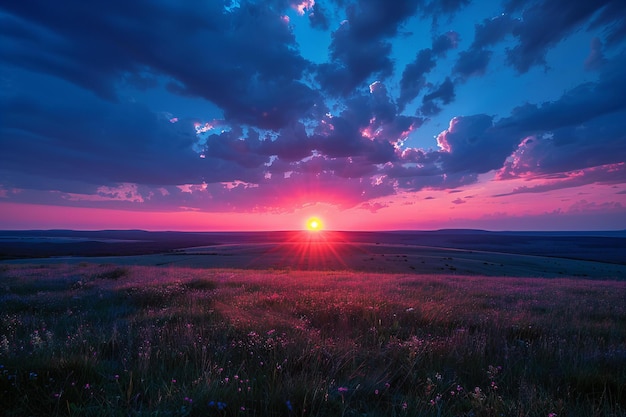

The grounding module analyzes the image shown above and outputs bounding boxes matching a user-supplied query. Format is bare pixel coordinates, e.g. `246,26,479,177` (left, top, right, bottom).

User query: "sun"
305,216,323,231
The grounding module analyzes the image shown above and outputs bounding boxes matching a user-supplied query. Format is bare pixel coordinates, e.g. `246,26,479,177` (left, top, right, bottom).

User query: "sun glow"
306,216,323,231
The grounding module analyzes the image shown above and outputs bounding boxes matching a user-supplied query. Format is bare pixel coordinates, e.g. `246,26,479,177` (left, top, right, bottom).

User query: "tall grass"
1,263,625,416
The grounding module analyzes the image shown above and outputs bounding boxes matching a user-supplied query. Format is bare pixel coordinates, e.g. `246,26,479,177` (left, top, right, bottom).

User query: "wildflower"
338,387,348,393
402,402,408,410
286,400,293,411
375,389,379,395
240,406,246,411
548,414,557,417
184,397,193,403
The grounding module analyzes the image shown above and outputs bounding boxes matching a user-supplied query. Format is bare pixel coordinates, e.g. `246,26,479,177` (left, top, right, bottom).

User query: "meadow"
1,263,625,416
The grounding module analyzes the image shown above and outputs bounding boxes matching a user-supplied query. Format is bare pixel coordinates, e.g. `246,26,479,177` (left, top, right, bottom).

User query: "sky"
1,0,625,231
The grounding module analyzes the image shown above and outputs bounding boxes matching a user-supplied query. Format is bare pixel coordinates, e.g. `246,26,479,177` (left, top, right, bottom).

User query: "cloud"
1,0,624,217
359,202,388,213
472,14,520,48
505,1,609,73
432,31,460,55
588,1,626,46
0,90,206,187
347,0,420,41
495,53,626,179
203,127,270,169
308,2,330,30
1,0,318,130
420,77,455,116
317,23,393,95
497,110,626,178
423,0,470,24
585,37,607,71
398,32,459,109
434,114,518,174
453,48,492,80
495,163,626,197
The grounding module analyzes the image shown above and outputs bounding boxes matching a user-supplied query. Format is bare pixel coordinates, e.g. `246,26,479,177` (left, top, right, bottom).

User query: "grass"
1,263,625,416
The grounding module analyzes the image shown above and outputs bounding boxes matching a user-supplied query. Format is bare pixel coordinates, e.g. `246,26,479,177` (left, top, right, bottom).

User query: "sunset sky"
1,0,625,231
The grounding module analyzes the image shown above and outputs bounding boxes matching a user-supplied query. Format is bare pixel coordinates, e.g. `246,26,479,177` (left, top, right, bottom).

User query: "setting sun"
306,216,323,231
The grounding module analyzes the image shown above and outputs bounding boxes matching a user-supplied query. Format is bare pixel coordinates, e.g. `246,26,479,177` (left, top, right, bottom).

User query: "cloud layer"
1,0,625,218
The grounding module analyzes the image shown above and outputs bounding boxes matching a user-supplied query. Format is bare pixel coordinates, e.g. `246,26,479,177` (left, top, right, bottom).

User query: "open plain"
1,230,625,416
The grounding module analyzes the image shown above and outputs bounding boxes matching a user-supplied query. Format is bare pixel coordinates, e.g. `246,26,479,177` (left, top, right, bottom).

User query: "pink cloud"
494,163,625,197
60,183,145,203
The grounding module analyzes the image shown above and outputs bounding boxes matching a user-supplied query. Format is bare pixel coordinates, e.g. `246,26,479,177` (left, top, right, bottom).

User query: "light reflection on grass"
0,264,625,416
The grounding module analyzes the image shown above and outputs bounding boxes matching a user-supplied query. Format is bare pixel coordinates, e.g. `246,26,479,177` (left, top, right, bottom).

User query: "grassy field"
1,263,625,416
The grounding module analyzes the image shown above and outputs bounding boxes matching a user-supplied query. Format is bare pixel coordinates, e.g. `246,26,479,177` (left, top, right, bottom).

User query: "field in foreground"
1,264,625,416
